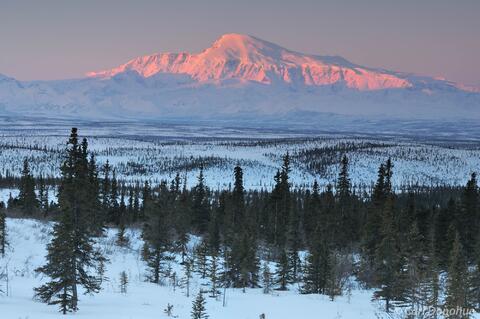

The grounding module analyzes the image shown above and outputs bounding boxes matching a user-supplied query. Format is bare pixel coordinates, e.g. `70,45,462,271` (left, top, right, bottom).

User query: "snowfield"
1,127,479,191
0,218,381,319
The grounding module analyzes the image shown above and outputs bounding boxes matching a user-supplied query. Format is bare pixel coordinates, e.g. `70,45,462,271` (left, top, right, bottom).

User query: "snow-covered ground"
0,218,381,319
1,131,479,191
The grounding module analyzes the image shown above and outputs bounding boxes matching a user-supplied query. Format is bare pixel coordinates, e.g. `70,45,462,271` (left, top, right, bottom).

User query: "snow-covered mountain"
87,33,413,91
1,33,479,126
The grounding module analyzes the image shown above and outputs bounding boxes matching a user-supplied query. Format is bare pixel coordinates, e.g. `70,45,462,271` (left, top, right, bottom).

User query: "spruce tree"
34,128,106,314
400,222,429,313
262,262,273,294
87,154,103,235
374,196,403,313
119,271,128,294
191,292,209,319
109,170,119,224
471,233,480,310
444,232,473,318
303,180,321,243
142,192,174,284
336,154,354,247
180,256,193,297
278,153,292,248
266,154,292,248
435,198,457,267
275,249,291,291
195,239,209,279
144,181,175,279
240,233,260,289
116,189,129,247
461,173,478,258
192,167,210,232
424,228,441,318
384,158,393,195
174,175,191,264
228,232,260,289
287,203,302,282
133,183,140,222
232,164,245,227
0,205,6,257
127,187,134,220
207,207,221,253
38,175,48,215
101,160,111,214
362,162,387,266
337,155,351,200
17,158,38,215
302,228,331,295
208,253,221,298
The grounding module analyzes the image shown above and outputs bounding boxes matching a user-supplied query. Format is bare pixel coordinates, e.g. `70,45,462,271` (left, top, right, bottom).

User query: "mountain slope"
87,33,412,91
0,33,479,127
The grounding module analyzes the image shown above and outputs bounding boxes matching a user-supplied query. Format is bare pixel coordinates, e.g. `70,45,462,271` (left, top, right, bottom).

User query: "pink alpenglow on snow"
87,33,412,91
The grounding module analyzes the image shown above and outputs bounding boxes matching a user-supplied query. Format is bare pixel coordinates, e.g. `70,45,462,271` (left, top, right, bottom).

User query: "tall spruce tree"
362,163,387,265
461,173,478,258
101,161,111,214
278,153,292,248
17,158,38,215
175,178,191,264
133,183,140,222
208,252,221,298
275,249,291,291
34,128,106,314
140,181,151,221
337,155,351,200
228,231,260,289
192,167,210,233
287,213,302,283
265,154,293,248
195,239,209,279
109,170,119,225
232,165,245,226
116,188,128,247
0,204,6,257
400,222,429,313
444,231,473,318
86,153,103,235
336,154,354,247
423,227,441,318
374,196,403,313
302,227,331,295
471,233,480,310
180,256,193,297
142,183,174,284
38,175,48,215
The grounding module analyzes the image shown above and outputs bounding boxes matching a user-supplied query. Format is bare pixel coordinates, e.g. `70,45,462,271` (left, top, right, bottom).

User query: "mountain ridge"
86,33,414,91
0,33,479,129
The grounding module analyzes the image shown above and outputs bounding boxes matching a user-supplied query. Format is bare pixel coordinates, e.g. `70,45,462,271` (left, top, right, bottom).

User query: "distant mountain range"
1,33,479,130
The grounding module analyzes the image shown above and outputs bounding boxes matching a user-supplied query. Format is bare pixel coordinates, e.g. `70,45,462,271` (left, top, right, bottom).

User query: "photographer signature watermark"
406,306,475,317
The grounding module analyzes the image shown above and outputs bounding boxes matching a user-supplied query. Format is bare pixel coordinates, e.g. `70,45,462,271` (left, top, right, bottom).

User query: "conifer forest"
1,126,479,319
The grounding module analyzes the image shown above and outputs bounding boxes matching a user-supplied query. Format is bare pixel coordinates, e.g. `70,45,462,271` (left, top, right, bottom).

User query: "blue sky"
0,0,479,86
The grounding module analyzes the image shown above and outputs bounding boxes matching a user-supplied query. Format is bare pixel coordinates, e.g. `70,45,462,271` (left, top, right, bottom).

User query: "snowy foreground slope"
0,218,379,319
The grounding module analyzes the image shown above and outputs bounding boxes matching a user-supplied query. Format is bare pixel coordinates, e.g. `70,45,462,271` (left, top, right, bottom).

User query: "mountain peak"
213,33,258,44
203,33,287,65
86,33,414,90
